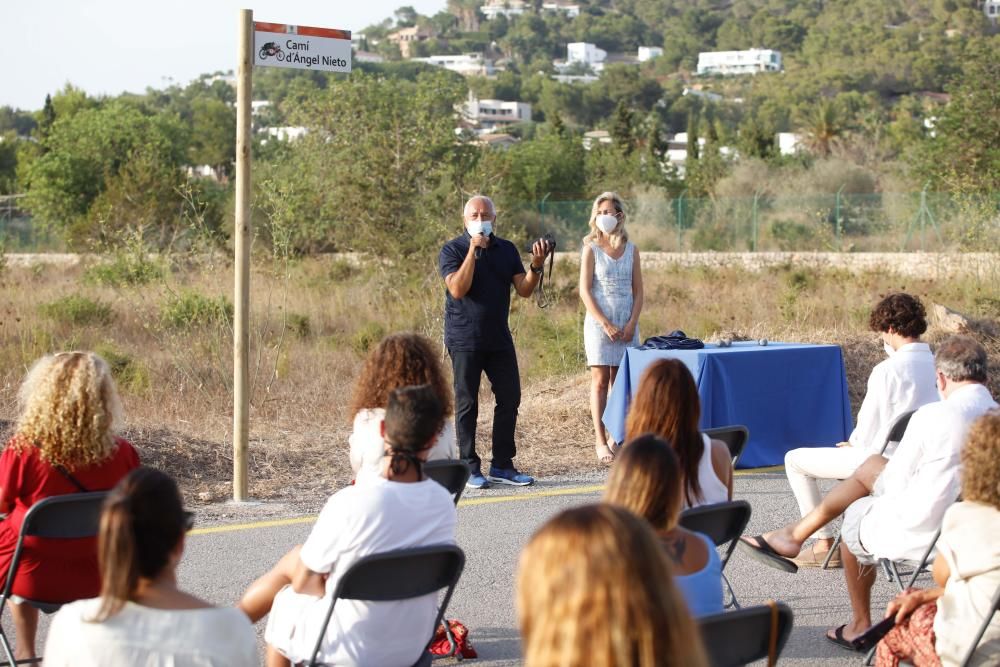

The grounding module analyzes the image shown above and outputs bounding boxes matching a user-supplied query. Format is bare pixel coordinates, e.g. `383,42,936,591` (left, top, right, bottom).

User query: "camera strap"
536,237,556,308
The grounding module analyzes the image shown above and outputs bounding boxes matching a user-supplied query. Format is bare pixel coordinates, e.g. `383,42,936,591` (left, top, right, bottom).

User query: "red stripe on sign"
297,26,351,39
254,22,350,40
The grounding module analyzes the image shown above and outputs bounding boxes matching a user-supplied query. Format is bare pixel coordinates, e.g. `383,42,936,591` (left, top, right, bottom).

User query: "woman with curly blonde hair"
517,503,707,667
0,352,140,661
876,409,1000,667
348,332,457,482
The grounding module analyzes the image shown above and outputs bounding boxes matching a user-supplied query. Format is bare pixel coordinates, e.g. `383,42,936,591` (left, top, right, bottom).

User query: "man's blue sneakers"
465,471,490,489
487,466,535,486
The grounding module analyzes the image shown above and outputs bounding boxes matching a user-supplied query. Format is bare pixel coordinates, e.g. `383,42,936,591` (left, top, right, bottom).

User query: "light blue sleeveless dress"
583,241,639,366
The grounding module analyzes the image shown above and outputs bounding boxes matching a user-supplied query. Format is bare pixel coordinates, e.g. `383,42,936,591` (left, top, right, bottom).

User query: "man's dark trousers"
450,347,520,472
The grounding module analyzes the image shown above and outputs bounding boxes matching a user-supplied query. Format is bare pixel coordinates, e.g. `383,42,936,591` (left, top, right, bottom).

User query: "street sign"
254,22,352,72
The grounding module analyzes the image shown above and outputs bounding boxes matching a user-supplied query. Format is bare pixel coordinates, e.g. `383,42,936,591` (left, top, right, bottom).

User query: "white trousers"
784,445,870,539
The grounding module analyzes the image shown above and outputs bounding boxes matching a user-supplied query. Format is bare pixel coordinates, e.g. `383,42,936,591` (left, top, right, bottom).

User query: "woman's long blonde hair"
582,191,629,250
13,352,122,470
517,504,708,667
604,434,684,532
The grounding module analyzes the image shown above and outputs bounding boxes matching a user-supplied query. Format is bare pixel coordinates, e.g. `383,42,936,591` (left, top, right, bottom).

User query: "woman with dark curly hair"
348,333,457,483
783,292,938,568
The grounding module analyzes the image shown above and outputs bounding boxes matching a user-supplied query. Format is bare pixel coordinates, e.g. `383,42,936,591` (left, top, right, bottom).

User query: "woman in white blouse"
783,293,937,568
44,468,257,666
349,333,457,483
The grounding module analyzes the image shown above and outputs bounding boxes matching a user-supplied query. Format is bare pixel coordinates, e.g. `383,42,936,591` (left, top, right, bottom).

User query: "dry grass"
0,253,997,505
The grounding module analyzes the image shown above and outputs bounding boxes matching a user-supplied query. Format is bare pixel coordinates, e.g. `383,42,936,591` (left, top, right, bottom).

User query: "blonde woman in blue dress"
579,191,644,464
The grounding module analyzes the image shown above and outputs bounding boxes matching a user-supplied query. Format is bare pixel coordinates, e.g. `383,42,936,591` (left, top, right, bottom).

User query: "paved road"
11,469,912,664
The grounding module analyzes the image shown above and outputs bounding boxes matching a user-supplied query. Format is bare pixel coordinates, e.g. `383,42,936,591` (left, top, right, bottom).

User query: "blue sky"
1,0,445,110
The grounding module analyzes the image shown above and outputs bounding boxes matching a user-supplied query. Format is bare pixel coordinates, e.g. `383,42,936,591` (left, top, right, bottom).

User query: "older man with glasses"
438,195,548,489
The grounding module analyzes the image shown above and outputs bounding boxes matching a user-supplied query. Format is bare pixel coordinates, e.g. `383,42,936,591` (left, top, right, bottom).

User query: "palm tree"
800,99,844,157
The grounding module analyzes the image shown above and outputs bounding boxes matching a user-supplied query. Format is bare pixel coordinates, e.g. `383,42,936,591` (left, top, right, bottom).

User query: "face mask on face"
467,221,492,237
596,214,619,234
883,341,895,357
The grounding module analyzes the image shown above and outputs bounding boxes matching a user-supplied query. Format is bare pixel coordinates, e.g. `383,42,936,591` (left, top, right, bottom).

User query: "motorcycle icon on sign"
258,42,285,61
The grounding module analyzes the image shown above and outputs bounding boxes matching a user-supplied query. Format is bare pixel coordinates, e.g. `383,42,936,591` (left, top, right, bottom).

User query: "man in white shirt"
740,336,997,649
783,293,938,567
239,385,458,667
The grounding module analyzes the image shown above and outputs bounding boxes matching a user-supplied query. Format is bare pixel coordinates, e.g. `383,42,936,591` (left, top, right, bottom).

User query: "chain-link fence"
0,195,59,251
4,191,998,254
517,191,1000,253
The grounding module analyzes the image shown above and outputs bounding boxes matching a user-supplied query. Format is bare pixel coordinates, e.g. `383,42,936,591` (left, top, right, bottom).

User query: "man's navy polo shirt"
438,232,526,352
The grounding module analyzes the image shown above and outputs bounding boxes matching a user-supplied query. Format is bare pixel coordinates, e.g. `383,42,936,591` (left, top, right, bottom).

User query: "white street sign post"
254,22,352,73
232,11,351,502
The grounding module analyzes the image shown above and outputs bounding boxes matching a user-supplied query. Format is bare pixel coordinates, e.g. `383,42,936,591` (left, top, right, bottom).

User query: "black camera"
539,233,556,255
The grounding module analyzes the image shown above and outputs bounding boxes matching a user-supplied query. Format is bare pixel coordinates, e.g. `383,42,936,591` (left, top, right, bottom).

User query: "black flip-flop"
738,535,799,573
825,625,862,652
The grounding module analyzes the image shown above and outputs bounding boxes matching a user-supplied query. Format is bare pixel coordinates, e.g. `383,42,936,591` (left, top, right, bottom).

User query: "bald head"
463,196,496,222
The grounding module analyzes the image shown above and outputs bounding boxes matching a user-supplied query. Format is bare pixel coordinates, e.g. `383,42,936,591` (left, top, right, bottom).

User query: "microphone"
474,233,490,259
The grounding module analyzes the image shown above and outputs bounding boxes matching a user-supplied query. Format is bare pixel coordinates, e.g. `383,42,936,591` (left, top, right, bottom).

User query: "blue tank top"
673,531,724,618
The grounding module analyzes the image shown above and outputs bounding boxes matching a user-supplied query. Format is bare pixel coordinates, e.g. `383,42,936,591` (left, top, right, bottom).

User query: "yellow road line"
188,466,785,536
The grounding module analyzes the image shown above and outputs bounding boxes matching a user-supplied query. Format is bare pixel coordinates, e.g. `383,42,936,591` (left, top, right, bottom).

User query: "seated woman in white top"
876,410,1000,667
624,359,732,508
43,467,257,667
349,333,457,483
784,293,937,568
605,434,723,617
241,385,458,667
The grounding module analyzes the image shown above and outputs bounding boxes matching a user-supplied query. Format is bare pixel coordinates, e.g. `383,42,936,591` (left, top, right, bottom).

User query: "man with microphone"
439,195,549,489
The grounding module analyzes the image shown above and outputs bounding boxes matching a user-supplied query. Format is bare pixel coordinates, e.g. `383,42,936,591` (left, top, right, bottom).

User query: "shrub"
287,313,311,339
770,219,817,251
84,252,164,287
94,343,150,393
161,290,233,330
351,322,385,355
38,295,114,326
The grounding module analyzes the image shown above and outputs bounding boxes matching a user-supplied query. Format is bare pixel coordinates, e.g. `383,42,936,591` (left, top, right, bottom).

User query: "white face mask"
596,214,619,234
467,221,492,237
883,341,894,357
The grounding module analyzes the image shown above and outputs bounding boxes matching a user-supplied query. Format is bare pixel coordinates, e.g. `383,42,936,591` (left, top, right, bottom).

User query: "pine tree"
610,100,635,154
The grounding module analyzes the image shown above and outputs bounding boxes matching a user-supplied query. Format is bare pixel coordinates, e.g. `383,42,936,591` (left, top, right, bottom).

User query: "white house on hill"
414,53,495,76
567,42,608,70
696,49,782,76
462,94,532,133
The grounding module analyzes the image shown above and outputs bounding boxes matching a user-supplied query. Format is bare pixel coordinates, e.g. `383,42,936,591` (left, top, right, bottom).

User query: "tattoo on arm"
662,535,687,565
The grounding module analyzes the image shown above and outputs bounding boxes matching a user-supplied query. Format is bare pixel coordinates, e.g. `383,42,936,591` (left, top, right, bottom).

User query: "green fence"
0,195,60,252
3,191,998,254
522,191,1000,253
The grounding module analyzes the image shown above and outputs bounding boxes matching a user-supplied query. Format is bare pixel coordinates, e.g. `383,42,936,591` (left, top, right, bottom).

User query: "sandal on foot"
793,544,842,569
595,443,615,464
825,625,862,652
738,536,799,573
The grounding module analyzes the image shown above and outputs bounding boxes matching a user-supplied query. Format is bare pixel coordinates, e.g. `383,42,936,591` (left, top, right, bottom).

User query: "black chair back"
699,602,794,667
877,409,917,456
680,500,752,569
423,460,471,505
0,491,109,666
703,425,749,467
308,545,465,667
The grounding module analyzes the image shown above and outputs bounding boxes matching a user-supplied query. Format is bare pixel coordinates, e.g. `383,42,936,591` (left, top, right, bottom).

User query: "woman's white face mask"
596,214,619,234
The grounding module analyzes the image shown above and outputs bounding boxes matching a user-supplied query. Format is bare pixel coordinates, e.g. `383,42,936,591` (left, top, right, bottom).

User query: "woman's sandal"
595,443,615,464
825,625,862,652
793,543,842,569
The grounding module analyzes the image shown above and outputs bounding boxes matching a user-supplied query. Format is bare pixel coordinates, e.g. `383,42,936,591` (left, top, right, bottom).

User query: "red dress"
0,436,140,601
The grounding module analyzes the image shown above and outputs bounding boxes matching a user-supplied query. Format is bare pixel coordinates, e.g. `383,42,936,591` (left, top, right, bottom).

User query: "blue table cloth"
602,342,853,468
